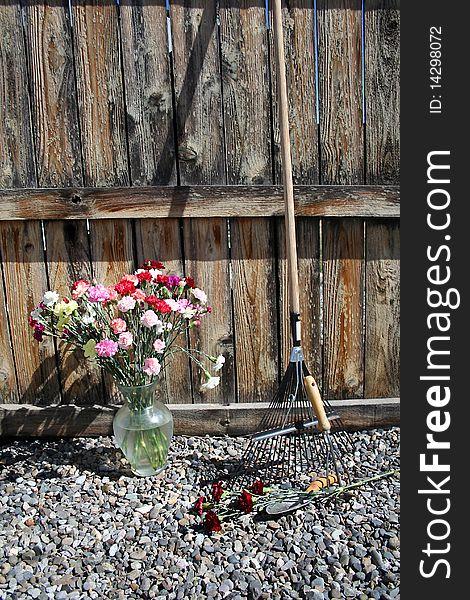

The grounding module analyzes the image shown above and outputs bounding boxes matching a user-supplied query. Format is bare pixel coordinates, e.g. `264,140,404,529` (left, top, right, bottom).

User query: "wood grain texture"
0,2,61,406
219,0,272,185
365,221,399,397
219,2,278,405
0,1,36,188
271,0,319,184
0,267,17,402
230,218,279,403
183,218,234,405
0,222,62,405
317,0,363,184
323,219,364,399
71,0,134,403
364,0,400,184
134,219,192,405
70,0,129,187
0,398,400,437
0,1,30,403
170,2,234,405
0,185,400,220
22,0,82,187
364,2,399,398
277,218,322,381
170,0,225,184
119,1,176,185
23,0,103,405
318,2,365,400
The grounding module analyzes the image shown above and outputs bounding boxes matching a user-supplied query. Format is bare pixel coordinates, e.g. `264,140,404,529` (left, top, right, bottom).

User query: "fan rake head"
227,346,357,490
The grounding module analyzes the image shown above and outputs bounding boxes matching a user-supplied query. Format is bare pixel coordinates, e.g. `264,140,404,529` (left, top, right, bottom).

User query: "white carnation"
200,376,220,392
213,355,225,372
43,291,59,307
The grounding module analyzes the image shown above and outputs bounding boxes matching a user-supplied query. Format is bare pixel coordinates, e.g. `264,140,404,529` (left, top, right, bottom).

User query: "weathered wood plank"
0,222,62,405
0,1,36,188
0,1,26,403
318,2,365,400
71,0,134,401
0,267,17,403
364,1,400,399
230,218,279,403
0,398,400,437
170,0,225,184
183,218,234,405
71,0,129,187
0,2,61,406
23,0,103,406
71,0,134,285
170,2,234,405
365,221,399,398
119,0,176,185
134,219,193,405
278,218,322,380
364,0,400,184
22,0,82,187
317,0,363,183
0,185,400,220
270,0,319,184
219,0,272,185
219,2,279,404
323,219,364,399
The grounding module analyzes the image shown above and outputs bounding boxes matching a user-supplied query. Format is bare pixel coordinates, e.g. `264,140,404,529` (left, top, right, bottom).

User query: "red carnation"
204,510,222,533
156,274,169,285
238,491,254,513
252,480,265,496
194,496,205,516
154,299,172,313
33,323,45,342
212,481,224,503
141,260,165,271
137,271,152,283
115,279,136,295
145,295,158,307
28,315,37,328
185,276,196,289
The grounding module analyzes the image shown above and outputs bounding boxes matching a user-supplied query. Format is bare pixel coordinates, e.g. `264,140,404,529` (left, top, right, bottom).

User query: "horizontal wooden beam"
0,185,399,220
0,398,399,437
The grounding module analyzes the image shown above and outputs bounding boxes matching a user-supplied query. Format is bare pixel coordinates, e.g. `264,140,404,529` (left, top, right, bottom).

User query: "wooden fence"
0,0,399,436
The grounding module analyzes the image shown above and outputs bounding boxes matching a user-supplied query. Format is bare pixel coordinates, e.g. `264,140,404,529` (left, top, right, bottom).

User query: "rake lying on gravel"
228,0,355,490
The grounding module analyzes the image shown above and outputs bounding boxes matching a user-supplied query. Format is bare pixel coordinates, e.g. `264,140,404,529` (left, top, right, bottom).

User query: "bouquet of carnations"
28,260,224,391
29,260,225,475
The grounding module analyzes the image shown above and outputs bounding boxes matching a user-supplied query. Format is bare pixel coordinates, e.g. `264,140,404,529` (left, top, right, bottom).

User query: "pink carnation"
71,280,90,299
192,288,207,304
117,296,136,312
165,299,179,312
95,339,118,358
110,318,127,334
176,298,191,313
118,332,133,349
88,284,111,303
153,339,166,354
132,289,146,302
141,310,160,328
107,287,118,301
143,358,161,376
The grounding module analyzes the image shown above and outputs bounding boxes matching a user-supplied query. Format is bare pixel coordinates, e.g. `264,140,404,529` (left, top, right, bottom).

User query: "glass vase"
113,380,174,477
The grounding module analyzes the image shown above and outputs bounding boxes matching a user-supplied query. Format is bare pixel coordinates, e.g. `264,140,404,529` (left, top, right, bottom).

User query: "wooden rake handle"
272,0,300,316
304,376,331,432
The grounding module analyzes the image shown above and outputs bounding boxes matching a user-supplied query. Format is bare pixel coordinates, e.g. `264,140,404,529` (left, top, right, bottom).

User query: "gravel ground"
0,428,400,600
